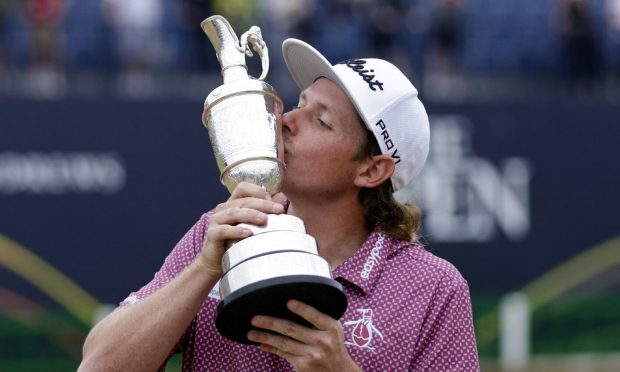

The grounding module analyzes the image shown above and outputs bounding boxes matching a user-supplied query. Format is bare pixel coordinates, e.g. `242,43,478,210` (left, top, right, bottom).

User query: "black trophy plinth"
215,275,348,344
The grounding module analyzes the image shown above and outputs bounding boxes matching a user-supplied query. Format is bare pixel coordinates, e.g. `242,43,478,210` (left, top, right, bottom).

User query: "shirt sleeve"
410,276,480,371
117,212,213,367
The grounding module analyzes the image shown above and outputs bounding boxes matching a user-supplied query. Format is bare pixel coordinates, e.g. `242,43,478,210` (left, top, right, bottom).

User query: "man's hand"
198,182,286,276
247,300,361,372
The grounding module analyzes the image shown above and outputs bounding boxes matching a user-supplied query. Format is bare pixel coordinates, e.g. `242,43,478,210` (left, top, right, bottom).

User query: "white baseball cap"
282,38,430,192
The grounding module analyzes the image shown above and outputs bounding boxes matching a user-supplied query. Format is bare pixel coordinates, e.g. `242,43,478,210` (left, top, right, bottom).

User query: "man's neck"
287,196,370,270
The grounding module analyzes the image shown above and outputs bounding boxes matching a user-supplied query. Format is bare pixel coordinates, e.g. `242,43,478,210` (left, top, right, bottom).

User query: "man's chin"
279,177,294,193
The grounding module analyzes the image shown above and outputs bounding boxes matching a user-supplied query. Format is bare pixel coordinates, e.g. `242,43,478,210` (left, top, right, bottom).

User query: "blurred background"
1,0,619,371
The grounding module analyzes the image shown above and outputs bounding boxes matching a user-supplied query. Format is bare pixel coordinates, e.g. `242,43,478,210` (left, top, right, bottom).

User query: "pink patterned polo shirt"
121,212,480,371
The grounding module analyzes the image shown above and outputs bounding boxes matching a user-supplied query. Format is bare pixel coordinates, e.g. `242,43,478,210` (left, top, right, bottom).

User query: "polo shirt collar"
332,227,406,295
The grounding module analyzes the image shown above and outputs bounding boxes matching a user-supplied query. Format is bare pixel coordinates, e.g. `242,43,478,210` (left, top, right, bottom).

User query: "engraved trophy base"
214,214,348,344
215,275,347,344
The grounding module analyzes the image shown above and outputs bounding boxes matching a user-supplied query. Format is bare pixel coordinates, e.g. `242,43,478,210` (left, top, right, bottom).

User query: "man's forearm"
79,258,219,372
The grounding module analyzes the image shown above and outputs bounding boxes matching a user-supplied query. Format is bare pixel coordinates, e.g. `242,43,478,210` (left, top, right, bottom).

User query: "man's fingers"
247,306,355,370
210,207,269,227
207,224,252,242
229,182,269,200
215,182,285,214
215,198,284,215
287,300,337,331
251,315,312,344
247,328,307,357
272,192,288,206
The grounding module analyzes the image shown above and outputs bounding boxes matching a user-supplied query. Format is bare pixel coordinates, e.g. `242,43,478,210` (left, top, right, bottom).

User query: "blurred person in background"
212,0,260,34
607,0,620,82
101,0,167,97
366,0,412,75
311,0,367,63
21,0,68,96
175,0,216,73
557,0,603,94
421,0,465,100
260,0,316,88
427,0,463,77
262,0,315,40
0,1,7,74
79,35,479,371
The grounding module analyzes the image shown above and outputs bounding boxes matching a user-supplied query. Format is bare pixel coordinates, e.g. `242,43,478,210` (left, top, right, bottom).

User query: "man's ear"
354,155,395,189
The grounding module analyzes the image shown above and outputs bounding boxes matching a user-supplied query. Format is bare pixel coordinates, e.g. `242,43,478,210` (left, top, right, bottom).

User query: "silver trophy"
201,15,347,344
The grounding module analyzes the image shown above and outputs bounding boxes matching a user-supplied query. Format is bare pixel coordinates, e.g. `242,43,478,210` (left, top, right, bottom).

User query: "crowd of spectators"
0,0,618,100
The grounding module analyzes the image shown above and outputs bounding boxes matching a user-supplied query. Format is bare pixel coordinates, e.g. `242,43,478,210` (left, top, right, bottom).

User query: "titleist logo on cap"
339,59,384,91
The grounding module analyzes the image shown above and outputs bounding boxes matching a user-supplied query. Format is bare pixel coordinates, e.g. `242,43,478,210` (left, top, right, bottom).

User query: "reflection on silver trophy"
201,15,347,344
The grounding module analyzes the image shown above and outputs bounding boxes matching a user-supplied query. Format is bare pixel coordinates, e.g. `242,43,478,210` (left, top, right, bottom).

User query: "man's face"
280,78,367,199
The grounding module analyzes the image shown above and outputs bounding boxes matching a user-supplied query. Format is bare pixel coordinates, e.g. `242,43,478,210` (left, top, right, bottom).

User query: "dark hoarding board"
1,98,619,311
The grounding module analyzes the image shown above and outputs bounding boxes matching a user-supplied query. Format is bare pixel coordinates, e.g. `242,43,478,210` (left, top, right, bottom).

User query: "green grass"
530,294,620,354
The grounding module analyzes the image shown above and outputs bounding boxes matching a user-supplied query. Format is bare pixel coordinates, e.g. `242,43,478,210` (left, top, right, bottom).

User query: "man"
79,39,479,371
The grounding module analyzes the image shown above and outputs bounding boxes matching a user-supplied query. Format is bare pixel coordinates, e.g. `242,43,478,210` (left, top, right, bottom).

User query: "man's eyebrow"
299,91,331,112
317,101,329,113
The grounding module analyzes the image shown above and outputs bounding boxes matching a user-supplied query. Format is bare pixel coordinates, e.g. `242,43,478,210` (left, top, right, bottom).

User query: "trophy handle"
239,26,269,81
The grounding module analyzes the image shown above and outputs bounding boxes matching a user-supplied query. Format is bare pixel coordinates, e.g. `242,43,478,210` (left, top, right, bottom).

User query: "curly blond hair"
355,129,422,242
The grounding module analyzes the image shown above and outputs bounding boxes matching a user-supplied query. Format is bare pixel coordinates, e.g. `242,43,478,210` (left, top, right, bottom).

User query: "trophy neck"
201,15,250,83
223,65,249,84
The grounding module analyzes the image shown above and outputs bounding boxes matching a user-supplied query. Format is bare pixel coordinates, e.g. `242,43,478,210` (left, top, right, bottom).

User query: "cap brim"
282,38,373,132
282,38,343,94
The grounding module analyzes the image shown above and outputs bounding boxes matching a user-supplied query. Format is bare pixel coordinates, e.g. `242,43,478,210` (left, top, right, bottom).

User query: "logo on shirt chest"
344,308,384,351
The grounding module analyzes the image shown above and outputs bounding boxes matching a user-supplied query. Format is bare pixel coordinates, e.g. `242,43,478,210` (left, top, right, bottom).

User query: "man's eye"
318,119,331,129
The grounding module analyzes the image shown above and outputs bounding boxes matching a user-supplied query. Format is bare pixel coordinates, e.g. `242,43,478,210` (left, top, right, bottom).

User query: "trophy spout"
201,15,248,83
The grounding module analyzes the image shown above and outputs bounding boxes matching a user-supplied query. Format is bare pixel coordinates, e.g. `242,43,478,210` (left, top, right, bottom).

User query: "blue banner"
1,97,619,310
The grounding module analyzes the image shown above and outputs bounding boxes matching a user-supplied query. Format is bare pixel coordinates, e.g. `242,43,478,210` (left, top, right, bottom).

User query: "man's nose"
281,109,298,136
